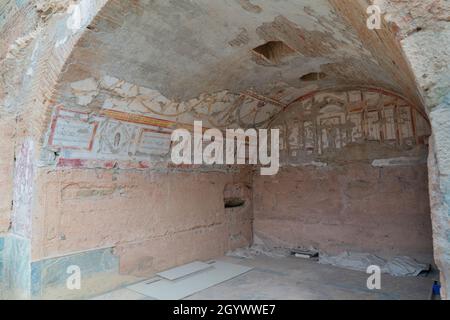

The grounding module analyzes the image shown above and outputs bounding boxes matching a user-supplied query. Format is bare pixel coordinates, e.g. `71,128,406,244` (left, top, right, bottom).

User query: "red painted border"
48,106,98,151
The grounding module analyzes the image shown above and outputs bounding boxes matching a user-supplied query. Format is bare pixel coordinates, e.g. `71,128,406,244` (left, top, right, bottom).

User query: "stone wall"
427,99,450,299
380,0,450,298
0,237,3,298
1,0,447,300
0,116,15,233
27,167,252,298
253,162,433,262
253,87,434,263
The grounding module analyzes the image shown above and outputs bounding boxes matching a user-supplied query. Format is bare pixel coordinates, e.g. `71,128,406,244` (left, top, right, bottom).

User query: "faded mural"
270,88,431,164
40,81,431,169
40,76,282,168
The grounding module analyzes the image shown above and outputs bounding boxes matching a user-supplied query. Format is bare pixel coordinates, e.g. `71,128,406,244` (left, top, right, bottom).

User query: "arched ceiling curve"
37,0,430,169
54,0,424,123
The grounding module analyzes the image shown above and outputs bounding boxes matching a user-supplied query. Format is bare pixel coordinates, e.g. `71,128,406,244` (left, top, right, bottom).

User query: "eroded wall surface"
254,163,432,262
1,0,446,300
254,89,433,263
0,116,15,233
28,167,252,298
379,0,450,298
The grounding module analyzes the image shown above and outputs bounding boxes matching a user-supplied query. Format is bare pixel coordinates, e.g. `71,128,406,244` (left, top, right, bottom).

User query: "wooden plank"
157,261,213,281
127,261,253,300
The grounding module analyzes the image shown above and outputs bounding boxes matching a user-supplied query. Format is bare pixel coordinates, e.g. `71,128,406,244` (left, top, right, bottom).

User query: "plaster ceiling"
57,0,414,108
39,0,430,168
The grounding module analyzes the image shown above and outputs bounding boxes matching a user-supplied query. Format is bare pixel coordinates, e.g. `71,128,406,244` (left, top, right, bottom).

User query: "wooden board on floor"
157,261,213,281
127,261,253,300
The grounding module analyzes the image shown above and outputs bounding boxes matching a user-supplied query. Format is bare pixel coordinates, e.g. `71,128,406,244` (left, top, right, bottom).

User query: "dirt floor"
92,255,437,300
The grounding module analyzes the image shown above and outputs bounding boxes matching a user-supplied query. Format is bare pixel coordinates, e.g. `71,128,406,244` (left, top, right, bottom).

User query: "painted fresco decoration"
42,106,175,168
270,88,431,164
61,75,282,129
41,77,430,169
40,75,282,168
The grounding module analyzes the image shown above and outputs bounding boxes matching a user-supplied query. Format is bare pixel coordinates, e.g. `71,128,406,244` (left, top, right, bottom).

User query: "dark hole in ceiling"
300,72,327,81
252,41,296,64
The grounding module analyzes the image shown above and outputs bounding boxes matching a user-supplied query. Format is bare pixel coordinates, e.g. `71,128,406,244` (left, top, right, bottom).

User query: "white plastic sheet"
319,251,429,277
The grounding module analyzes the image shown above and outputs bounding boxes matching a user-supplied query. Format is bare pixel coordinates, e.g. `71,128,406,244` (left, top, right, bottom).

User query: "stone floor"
92,255,436,300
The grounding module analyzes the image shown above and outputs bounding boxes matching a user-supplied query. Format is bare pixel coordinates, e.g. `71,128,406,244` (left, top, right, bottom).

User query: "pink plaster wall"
32,168,253,277
253,163,434,263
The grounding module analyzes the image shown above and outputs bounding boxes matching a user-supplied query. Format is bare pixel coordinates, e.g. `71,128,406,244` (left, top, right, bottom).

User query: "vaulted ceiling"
56,0,422,114
36,0,429,168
